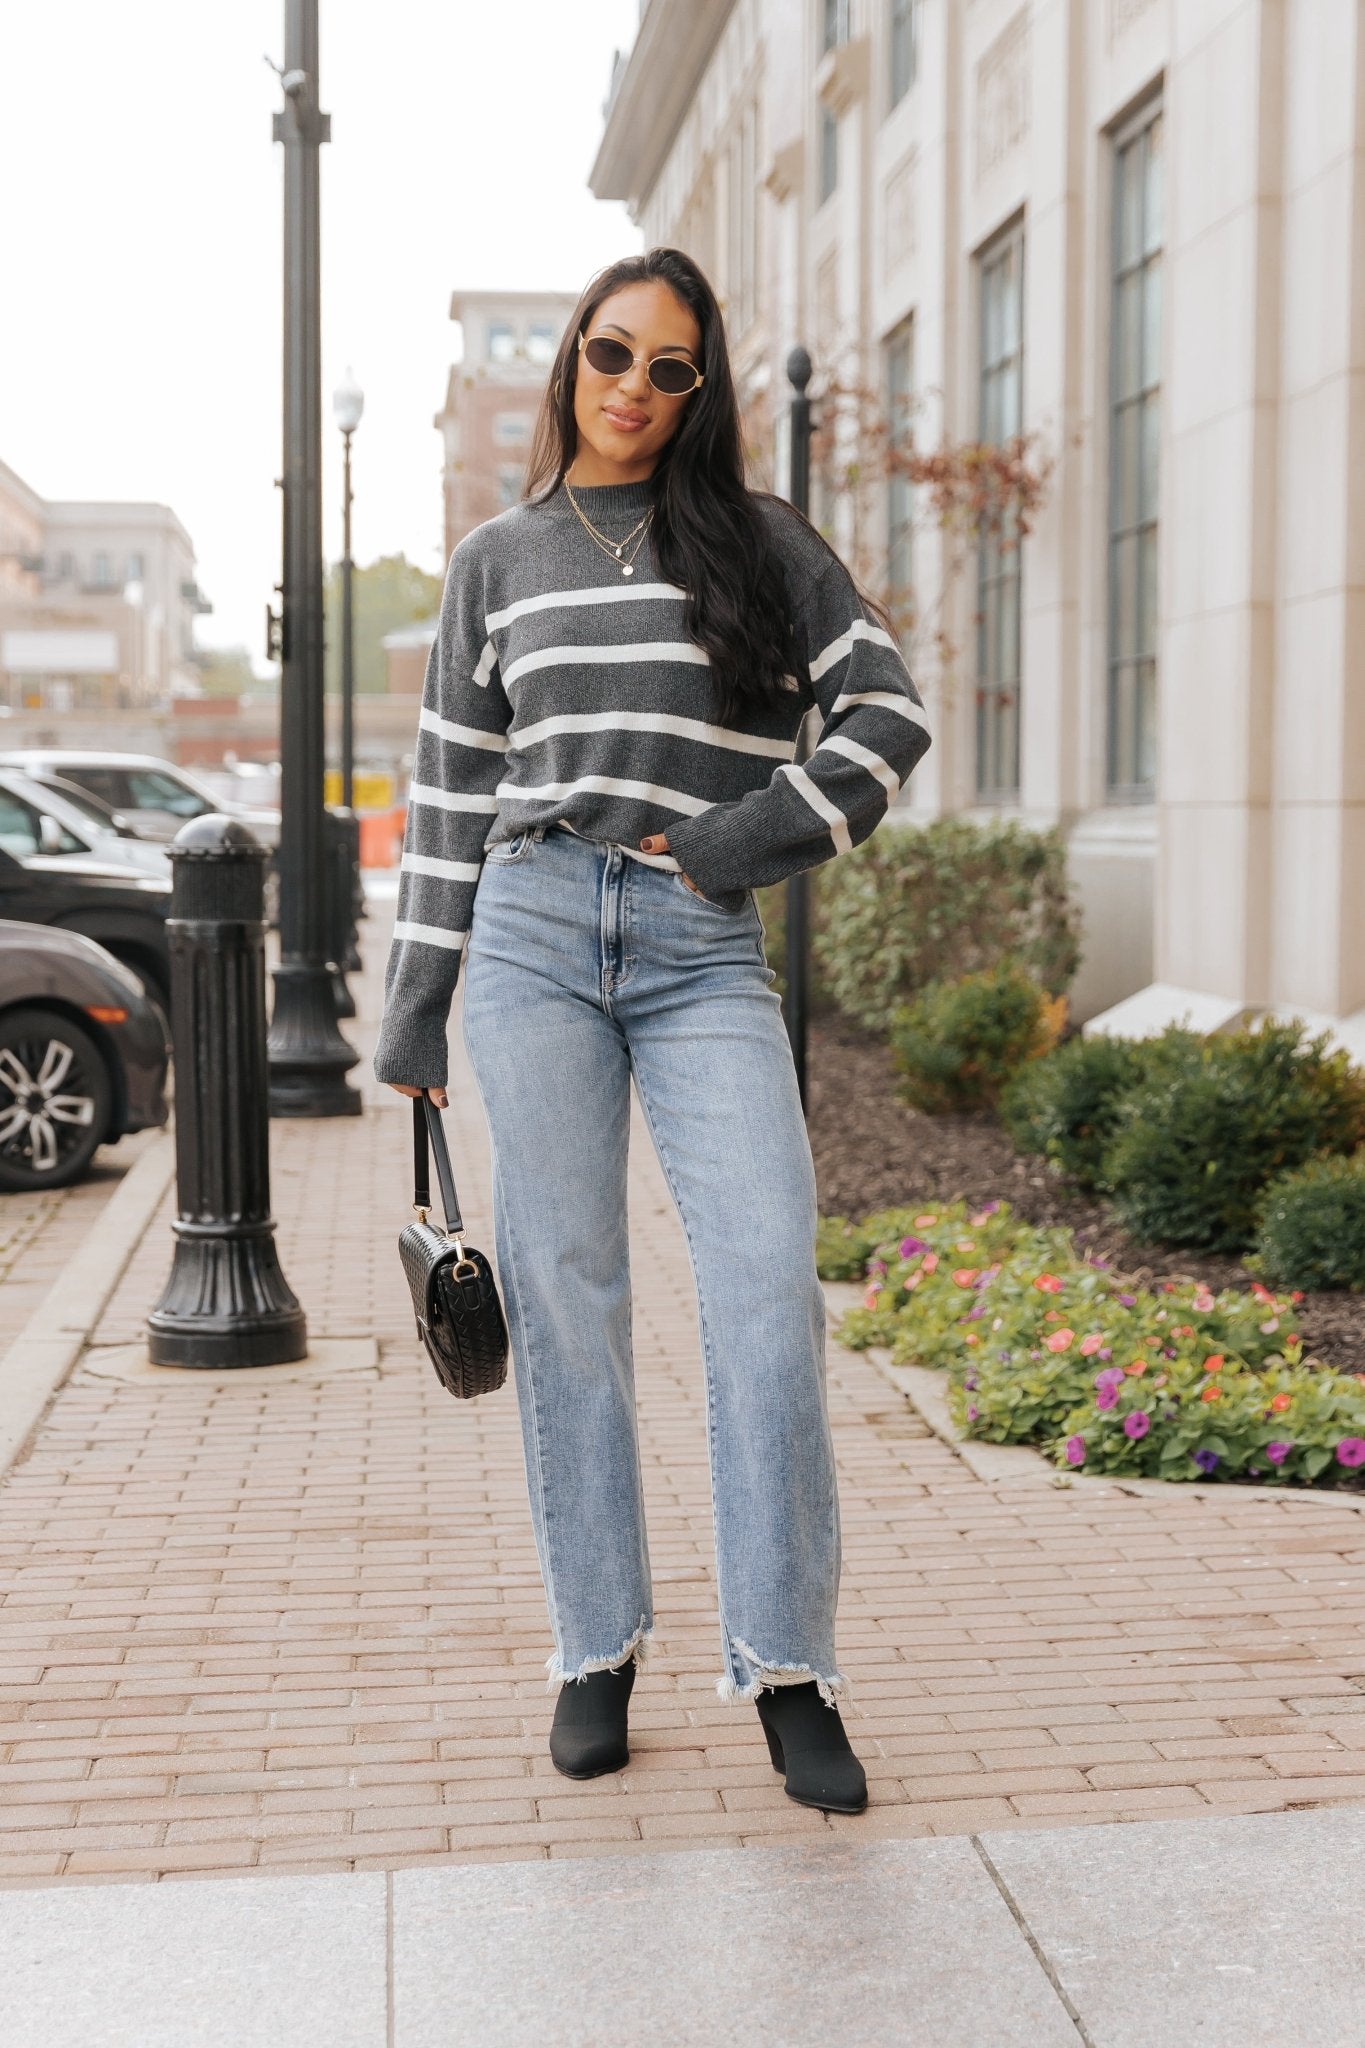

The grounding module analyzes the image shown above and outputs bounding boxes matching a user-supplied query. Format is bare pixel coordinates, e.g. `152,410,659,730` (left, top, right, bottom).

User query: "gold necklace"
563,476,653,577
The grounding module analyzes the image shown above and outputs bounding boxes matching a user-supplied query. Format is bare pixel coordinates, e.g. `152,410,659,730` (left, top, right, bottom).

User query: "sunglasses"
578,330,705,397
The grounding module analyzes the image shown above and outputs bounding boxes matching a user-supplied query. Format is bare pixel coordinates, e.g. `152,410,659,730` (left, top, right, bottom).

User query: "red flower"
1034,1273,1065,1295
1202,1386,1221,1403
1203,1355,1225,1374
953,1268,979,1288
1271,1393,1292,1413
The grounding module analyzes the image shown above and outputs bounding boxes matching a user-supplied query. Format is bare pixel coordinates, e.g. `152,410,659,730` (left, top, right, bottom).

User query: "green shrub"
1252,1153,1365,1293
1001,1032,1156,1189
1101,1021,1365,1254
888,966,1057,1114
812,818,1081,1035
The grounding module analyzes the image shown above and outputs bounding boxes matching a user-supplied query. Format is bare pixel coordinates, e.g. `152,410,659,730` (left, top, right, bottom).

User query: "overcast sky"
0,1,642,670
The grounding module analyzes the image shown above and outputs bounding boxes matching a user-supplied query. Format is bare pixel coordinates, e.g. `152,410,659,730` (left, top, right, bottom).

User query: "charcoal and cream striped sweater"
373,477,931,1087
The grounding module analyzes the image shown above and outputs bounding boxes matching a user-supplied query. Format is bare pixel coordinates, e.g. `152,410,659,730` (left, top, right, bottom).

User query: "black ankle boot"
755,1681,868,1814
549,1660,636,1779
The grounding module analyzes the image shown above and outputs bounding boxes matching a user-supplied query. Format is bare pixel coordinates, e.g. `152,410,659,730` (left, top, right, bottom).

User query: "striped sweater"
373,476,931,1087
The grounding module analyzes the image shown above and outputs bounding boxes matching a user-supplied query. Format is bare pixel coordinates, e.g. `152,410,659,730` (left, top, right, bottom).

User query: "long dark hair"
525,247,846,727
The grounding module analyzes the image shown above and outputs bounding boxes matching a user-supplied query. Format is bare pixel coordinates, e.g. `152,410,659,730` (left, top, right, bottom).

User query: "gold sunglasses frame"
577,329,705,397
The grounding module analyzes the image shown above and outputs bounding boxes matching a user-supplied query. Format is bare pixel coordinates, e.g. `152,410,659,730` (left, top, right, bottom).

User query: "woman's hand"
640,831,704,895
388,1084,449,1109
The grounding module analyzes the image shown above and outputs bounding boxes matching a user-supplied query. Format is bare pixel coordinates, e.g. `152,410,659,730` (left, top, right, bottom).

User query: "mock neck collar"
556,475,654,524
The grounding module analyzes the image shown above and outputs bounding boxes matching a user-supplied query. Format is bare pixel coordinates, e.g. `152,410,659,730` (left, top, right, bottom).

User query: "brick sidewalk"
3,908,1365,1885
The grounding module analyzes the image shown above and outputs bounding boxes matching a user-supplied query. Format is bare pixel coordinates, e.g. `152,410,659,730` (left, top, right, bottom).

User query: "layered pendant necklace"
564,475,654,577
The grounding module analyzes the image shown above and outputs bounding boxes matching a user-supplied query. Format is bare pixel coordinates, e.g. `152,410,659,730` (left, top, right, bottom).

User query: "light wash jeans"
460,821,844,1704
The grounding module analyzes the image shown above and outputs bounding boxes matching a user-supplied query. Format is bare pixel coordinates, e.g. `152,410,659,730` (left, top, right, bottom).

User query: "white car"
0,750,281,851
0,769,171,880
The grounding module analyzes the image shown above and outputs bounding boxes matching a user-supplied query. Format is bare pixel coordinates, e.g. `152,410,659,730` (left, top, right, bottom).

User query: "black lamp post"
333,366,363,811
784,345,816,1114
266,0,361,1117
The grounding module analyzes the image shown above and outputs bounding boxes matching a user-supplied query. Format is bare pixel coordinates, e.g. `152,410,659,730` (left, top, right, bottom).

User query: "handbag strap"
411,1097,465,1239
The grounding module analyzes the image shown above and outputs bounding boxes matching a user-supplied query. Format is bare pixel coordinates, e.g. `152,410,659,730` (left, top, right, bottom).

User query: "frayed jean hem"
717,1636,847,1712
545,1617,653,1689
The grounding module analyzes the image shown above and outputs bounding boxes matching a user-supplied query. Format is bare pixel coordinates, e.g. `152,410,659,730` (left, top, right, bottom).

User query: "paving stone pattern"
2,912,1365,1886
0,1126,160,1341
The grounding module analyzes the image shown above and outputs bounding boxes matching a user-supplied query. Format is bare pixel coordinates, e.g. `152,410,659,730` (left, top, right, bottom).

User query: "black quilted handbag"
398,1097,509,1398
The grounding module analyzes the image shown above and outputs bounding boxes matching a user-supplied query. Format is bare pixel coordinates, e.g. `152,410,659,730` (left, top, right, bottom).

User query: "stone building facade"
0,460,209,710
592,0,1365,1052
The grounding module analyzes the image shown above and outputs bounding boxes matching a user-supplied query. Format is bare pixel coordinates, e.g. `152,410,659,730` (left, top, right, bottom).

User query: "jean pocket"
486,828,534,864
672,871,752,916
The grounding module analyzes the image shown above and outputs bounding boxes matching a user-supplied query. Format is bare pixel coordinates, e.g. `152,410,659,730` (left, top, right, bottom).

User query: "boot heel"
755,1693,785,1772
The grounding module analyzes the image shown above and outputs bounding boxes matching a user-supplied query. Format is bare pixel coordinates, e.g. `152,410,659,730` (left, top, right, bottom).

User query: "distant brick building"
435,290,579,561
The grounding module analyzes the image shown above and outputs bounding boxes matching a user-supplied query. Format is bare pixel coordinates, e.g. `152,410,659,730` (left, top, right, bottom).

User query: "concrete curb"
822,1276,1365,1514
0,1132,176,1477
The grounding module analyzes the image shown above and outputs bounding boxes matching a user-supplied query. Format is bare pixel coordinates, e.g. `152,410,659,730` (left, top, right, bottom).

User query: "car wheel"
0,1008,114,1193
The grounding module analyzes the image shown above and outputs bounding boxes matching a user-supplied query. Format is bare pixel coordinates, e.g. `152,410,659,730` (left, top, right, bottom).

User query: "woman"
375,247,931,1814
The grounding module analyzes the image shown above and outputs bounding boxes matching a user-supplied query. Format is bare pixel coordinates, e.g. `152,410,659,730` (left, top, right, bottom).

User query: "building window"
885,319,915,651
493,412,532,446
526,323,558,366
92,552,111,588
487,321,517,362
57,551,74,581
126,552,144,583
821,0,849,53
975,218,1025,802
819,106,838,205
1107,101,1162,801
496,465,523,510
890,0,920,107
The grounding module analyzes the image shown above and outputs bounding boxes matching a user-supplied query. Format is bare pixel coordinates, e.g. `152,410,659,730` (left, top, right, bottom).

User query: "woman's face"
571,281,703,480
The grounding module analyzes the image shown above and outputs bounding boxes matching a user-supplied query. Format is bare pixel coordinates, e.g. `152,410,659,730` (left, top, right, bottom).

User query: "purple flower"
1092,1256,1111,1269
998,1349,1013,1361
1336,1438,1365,1469
1123,1411,1151,1440
964,1371,979,1391
966,1305,986,1321
1064,1435,1087,1466
1098,1347,1113,1361
1265,1441,1292,1465
870,1260,888,1278
1163,1406,1179,1420
1096,1385,1119,1411
967,1404,980,1422
899,1236,927,1258
1192,1448,1220,1475
1094,1367,1125,1391
978,1200,1001,1216
1118,1293,1137,1308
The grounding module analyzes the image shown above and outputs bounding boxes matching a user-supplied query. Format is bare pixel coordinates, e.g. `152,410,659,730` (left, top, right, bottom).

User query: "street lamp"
265,0,361,1117
333,366,363,811
784,346,816,1114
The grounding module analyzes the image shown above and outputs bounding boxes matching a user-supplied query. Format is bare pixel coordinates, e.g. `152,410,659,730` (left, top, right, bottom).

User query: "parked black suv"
0,836,172,1009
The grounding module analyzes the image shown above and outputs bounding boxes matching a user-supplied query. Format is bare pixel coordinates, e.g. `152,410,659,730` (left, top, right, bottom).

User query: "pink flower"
1095,1366,1125,1390
1123,1411,1151,1440
1064,1435,1087,1466
899,1236,927,1257
921,1252,939,1275
952,1268,979,1288
1096,1385,1119,1411
903,1273,922,1291
1336,1438,1365,1469
863,1285,880,1310
1046,1329,1075,1354
1193,1287,1216,1312
1034,1274,1065,1295
1079,1334,1104,1357
914,1214,937,1229
1259,1317,1280,1335
967,1404,980,1422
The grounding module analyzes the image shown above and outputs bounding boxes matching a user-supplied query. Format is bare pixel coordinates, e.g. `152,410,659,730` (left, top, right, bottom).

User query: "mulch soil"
807,1012,1365,1374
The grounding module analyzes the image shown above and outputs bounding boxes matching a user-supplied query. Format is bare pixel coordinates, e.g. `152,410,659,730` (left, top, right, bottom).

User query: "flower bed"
818,1199,1365,1488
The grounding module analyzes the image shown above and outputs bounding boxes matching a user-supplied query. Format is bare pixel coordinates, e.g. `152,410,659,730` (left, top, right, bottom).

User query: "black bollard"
343,809,363,963
324,804,356,1018
147,815,308,1368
